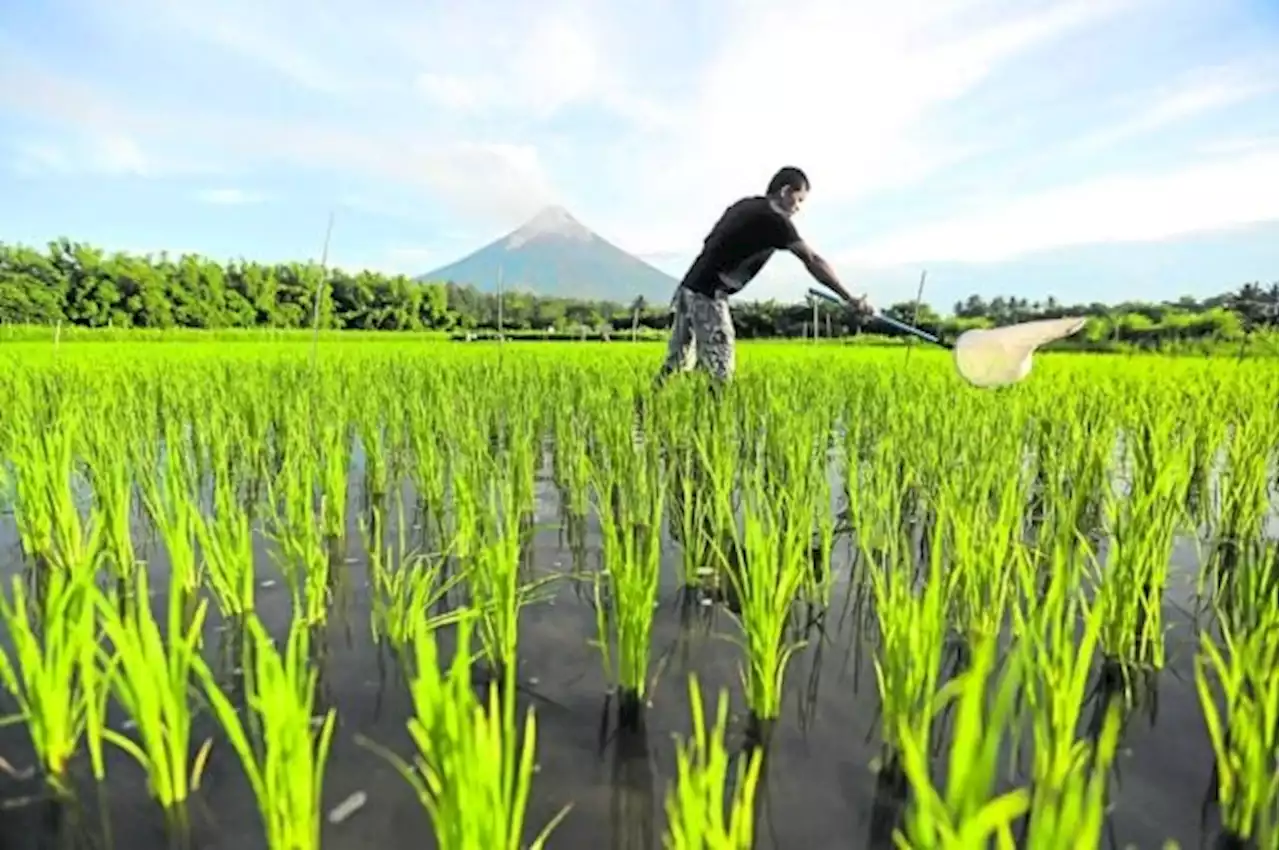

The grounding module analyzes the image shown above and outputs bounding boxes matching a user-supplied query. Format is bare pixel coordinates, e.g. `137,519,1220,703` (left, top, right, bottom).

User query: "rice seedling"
662,676,763,850
364,493,468,660
456,462,552,686
96,570,212,810
550,400,593,530
894,635,1029,850
317,413,352,543
406,392,450,546
1012,545,1127,847
1201,403,1280,596
1025,394,1113,546
499,407,541,534
1193,605,1280,847
866,530,948,762
192,470,256,619
1213,540,1278,641
0,566,108,791
806,465,838,605
589,407,667,728
192,612,337,850
936,464,1026,646
1182,403,1226,534
8,407,97,575
360,617,571,850
690,408,744,589
666,436,720,591
716,478,810,729
137,424,203,597
1094,417,1189,675
0,328,1275,850
198,391,259,513
356,391,393,505
83,423,140,586
1022,703,1124,850
748,395,834,604
844,435,915,574
266,449,331,627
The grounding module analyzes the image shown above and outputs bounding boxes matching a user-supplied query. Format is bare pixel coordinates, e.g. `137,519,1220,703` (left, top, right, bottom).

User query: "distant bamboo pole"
310,210,336,369
903,270,927,364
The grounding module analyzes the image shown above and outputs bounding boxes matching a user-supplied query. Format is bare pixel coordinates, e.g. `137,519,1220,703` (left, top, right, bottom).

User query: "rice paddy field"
0,338,1275,850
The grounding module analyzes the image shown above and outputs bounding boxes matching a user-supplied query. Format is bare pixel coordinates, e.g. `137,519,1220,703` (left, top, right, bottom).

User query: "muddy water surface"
0,468,1242,850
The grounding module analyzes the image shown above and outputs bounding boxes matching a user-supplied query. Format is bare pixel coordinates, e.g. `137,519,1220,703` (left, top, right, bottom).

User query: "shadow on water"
598,706,656,850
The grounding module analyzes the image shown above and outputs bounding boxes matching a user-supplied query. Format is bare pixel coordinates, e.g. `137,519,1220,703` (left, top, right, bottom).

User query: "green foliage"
0,239,1274,349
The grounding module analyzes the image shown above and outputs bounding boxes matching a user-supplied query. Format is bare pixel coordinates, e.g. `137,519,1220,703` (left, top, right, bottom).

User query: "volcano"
419,206,679,303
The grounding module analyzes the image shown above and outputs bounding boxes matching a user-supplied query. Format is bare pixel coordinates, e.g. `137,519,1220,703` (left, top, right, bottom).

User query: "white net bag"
952,317,1087,388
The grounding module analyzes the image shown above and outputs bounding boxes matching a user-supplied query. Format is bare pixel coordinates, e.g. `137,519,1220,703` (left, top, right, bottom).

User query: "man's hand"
848,294,874,316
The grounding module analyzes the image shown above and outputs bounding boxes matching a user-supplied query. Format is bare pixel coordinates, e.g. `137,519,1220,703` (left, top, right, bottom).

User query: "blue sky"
0,0,1276,311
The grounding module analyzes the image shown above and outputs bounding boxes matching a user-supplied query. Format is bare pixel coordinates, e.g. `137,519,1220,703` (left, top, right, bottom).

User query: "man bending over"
655,166,871,385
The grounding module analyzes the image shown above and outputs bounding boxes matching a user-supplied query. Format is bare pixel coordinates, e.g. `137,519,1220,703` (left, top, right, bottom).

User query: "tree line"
0,239,1275,348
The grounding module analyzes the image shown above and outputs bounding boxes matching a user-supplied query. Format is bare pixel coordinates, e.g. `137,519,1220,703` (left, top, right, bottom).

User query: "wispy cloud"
0,62,559,223
9,133,150,176
194,188,270,205
414,16,602,117
587,0,1151,254
1067,62,1276,155
79,0,373,96
843,150,1279,265
0,0,1274,301
415,73,486,112
380,246,437,275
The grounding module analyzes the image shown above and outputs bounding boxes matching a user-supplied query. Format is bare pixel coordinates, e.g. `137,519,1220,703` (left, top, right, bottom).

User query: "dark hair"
766,166,809,196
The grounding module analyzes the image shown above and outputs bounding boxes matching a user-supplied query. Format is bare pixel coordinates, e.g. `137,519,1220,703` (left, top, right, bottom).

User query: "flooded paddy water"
0,342,1274,850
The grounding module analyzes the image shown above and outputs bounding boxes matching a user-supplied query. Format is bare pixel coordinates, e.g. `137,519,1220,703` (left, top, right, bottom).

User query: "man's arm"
786,240,868,310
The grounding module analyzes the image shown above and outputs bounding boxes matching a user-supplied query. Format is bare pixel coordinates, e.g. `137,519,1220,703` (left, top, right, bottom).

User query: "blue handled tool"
807,287,1089,388
807,288,951,349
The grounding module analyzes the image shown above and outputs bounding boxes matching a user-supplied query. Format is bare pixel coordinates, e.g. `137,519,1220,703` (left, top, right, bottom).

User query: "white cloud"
1069,64,1275,154
228,130,558,224
0,2,571,229
842,150,1280,265
408,141,558,224
0,67,558,228
337,193,437,223
91,134,149,175
3,0,1276,284
509,17,601,115
10,133,150,176
415,73,486,111
96,0,363,95
600,0,1140,255
380,247,437,275
1194,137,1276,158
10,141,71,176
192,20,352,95
412,10,669,127
194,188,270,205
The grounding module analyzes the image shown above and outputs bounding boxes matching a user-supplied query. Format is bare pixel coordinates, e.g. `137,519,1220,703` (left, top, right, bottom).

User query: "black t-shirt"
679,196,801,296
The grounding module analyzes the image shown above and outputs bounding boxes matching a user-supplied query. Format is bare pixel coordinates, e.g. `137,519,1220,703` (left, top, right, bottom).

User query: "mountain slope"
420,206,679,303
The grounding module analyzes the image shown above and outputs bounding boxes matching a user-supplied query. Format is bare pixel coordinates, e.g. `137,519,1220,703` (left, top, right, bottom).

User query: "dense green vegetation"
0,239,1274,351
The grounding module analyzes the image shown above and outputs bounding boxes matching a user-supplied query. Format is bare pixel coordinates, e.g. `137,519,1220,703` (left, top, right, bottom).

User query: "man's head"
766,166,809,217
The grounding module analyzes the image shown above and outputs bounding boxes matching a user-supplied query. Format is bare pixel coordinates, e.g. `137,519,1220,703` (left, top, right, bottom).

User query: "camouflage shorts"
660,287,736,381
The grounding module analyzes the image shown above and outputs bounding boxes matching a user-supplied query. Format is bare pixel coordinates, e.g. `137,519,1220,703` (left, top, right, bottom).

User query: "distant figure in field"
655,166,871,385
